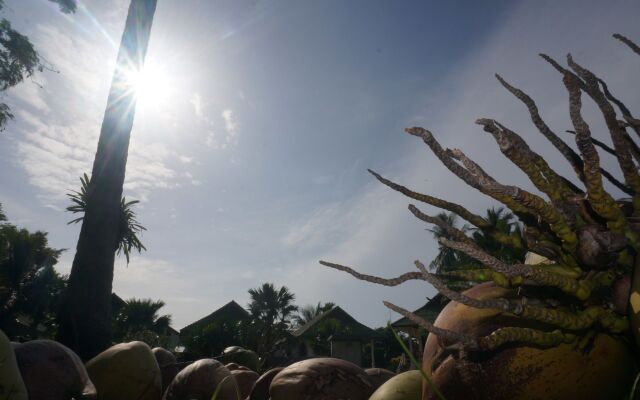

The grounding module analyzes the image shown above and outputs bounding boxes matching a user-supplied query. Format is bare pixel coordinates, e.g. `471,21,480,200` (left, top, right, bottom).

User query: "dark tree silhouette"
247,283,297,362
0,0,77,130
57,0,158,360
0,204,65,338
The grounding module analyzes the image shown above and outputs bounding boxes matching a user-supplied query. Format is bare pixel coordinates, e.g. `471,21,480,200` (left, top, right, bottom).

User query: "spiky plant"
320,34,640,398
66,173,146,263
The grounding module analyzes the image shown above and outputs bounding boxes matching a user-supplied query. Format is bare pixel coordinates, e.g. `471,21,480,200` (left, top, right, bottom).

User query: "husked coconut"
86,341,161,400
152,347,178,394
269,358,373,400
248,367,283,400
13,339,96,400
163,358,236,400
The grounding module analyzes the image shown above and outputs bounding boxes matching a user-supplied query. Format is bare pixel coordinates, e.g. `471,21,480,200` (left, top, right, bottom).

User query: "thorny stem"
477,118,578,201
494,74,587,188
563,72,639,254
368,169,489,229
408,204,475,245
384,301,578,351
319,261,424,286
405,127,534,217
567,55,640,213
438,239,598,300
614,33,640,56
449,147,578,251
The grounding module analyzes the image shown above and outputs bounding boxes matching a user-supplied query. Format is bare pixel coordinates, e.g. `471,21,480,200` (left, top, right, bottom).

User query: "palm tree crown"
293,301,335,328
113,298,171,339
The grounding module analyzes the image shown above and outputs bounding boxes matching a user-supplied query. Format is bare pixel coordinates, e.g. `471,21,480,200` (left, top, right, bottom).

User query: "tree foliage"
112,297,172,347
0,204,66,339
0,0,77,131
247,283,297,362
66,173,147,263
293,301,335,328
181,318,249,358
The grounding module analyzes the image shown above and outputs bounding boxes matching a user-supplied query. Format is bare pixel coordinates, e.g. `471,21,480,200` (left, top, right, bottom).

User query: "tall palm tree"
247,283,297,362
57,0,158,360
293,302,335,328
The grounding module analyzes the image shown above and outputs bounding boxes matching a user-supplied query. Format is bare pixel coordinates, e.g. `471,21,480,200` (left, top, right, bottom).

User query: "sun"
123,60,171,108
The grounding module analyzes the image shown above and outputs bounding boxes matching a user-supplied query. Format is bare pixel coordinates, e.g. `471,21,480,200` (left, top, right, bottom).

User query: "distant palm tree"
428,208,526,275
113,298,171,340
293,302,335,328
428,212,474,273
247,283,297,363
471,207,525,264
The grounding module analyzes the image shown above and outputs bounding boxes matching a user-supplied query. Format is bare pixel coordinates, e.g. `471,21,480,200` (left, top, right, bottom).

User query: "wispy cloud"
222,109,238,136
203,108,240,149
8,21,189,204
190,93,203,118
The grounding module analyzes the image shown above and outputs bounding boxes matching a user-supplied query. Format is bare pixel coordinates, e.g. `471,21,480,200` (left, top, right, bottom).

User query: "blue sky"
1,0,639,329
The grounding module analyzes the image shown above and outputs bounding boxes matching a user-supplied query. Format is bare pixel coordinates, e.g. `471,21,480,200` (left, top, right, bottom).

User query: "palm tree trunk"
57,0,158,360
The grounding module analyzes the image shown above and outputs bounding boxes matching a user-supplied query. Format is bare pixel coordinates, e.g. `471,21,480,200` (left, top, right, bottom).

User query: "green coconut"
0,330,27,400
369,370,422,400
86,341,161,400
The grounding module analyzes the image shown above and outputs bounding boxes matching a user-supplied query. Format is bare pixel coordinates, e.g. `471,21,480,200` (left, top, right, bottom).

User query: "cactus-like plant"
320,34,640,399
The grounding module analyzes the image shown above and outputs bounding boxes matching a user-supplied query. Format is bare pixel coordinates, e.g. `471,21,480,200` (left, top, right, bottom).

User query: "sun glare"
123,61,172,108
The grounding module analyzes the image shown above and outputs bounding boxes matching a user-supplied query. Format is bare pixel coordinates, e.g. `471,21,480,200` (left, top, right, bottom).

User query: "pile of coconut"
1,330,424,399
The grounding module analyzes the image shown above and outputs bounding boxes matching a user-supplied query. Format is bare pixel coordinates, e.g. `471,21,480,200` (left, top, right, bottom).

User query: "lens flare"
123,60,171,108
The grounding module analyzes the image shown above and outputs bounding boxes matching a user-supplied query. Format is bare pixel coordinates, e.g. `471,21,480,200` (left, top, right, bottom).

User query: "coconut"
230,368,259,399
364,368,395,391
369,370,422,400
0,330,27,400
220,346,259,372
248,367,283,400
163,358,236,400
269,357,373,400
86,341,161,400
13,339,96,400
152,347,178,394
421,283,636,400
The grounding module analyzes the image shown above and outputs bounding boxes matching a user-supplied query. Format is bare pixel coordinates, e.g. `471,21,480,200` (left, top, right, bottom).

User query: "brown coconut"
230,368,259,399
163,358,236,400
422,282,636,400
248,367,283,400
364,368,396,391
152,347,178,394
269,357,373,400
86,341,161,400
13,339,96,400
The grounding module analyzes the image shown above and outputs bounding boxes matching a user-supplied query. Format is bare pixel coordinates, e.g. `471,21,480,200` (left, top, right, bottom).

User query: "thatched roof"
293,306,383,341
391,293,449,329
180,300,250,335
